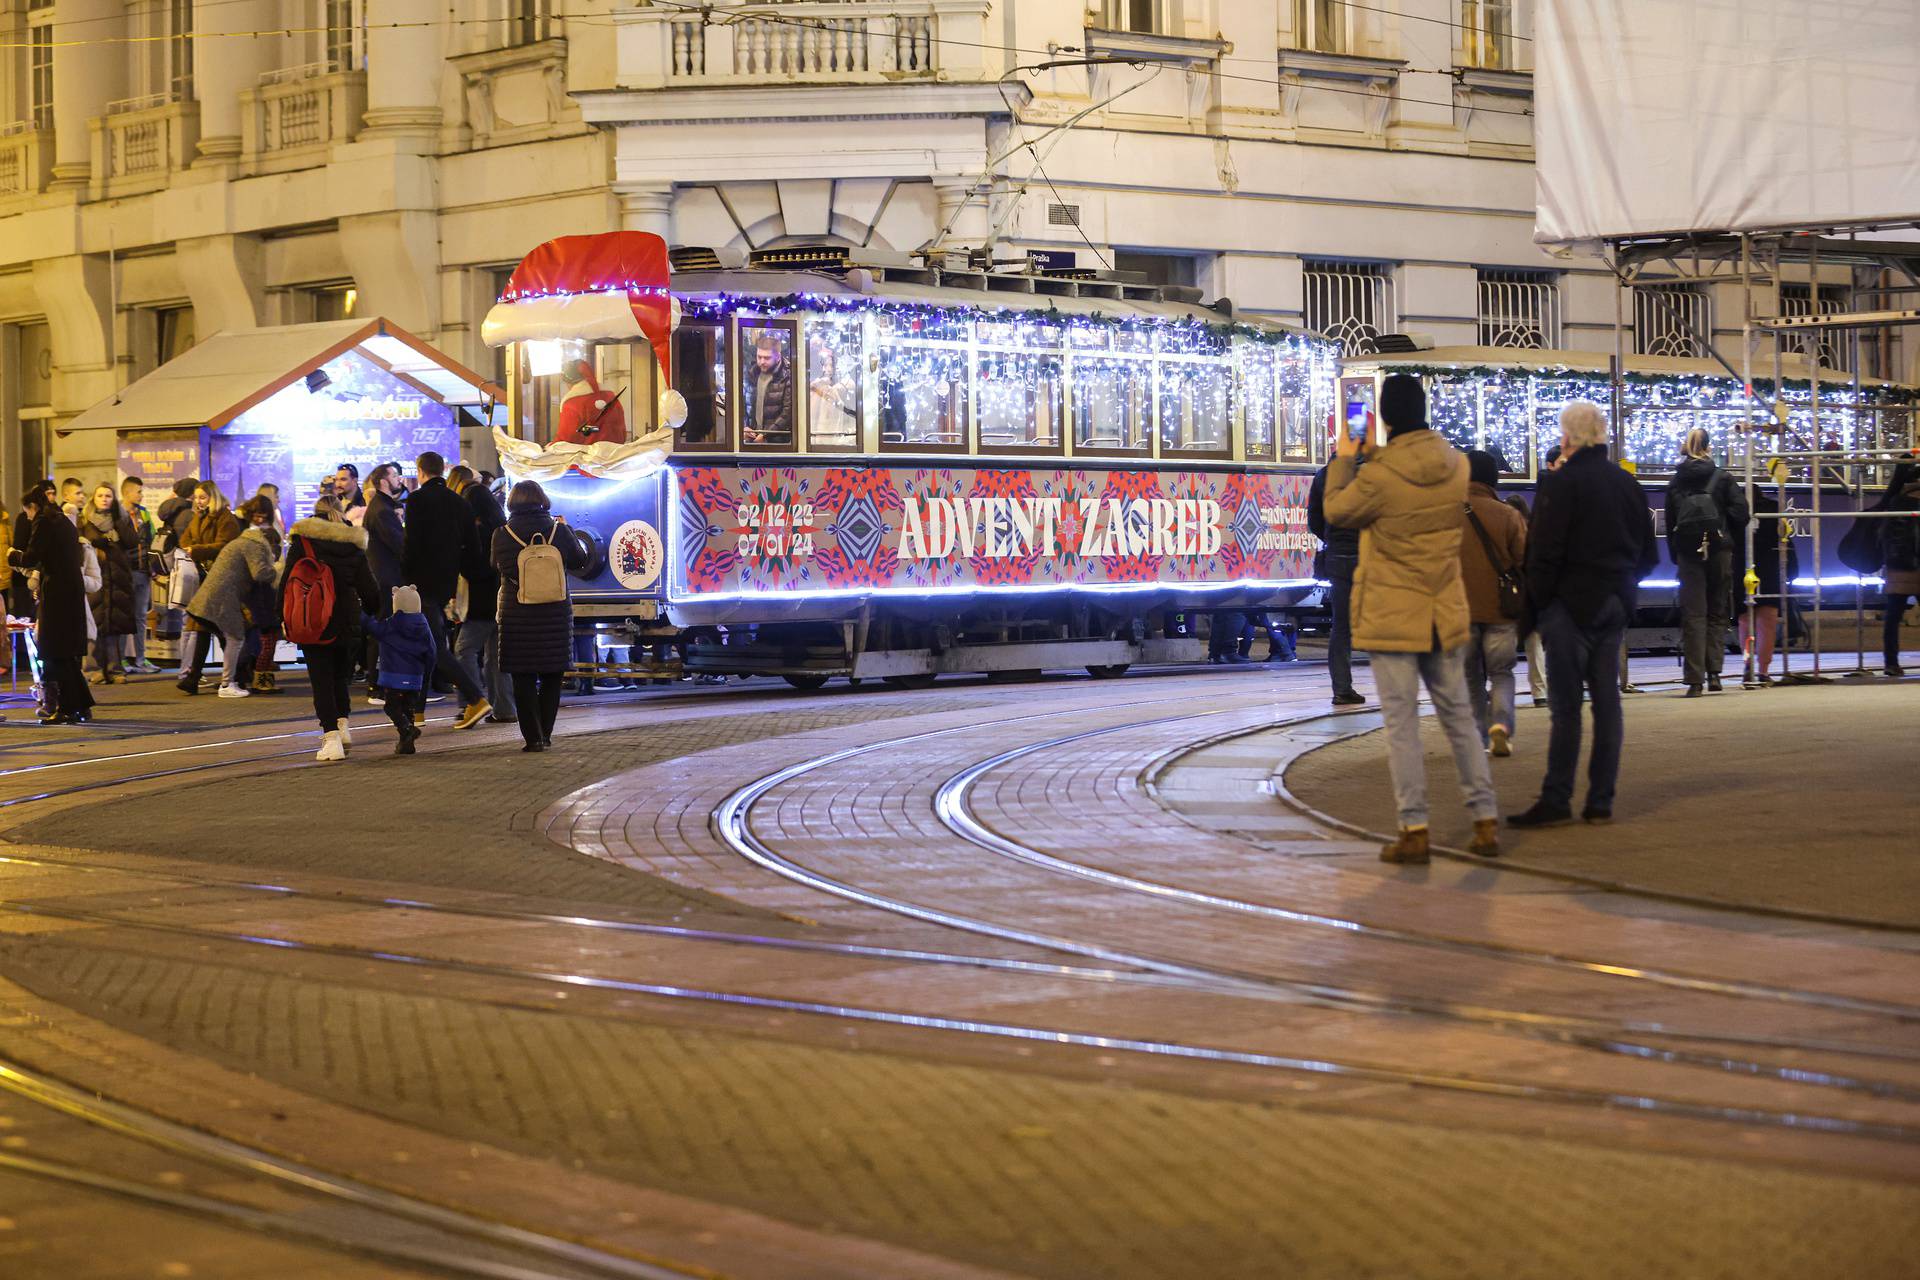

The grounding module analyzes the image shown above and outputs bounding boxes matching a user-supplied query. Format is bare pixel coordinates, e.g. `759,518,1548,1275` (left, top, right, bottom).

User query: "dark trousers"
1537,596,1627,812
383,688,422,734
45,654,92,716
421,594,484,705
1326,553,1357,696
1677,549,1731,687
510,672,564,747
1885,592,1915,664
303,642,354,732
1240,611,1296,661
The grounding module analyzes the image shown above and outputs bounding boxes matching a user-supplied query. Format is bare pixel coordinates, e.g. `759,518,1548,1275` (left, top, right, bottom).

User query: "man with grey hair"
1510,401,1657,827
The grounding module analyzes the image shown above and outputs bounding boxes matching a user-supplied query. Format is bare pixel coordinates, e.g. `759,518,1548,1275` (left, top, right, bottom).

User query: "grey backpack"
507,525,567,605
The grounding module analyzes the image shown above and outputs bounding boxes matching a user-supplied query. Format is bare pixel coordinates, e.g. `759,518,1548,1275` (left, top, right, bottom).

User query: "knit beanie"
391,585,422,615
1379,374,1427,437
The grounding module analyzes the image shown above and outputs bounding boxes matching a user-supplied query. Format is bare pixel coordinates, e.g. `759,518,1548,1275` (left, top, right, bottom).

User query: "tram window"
672,324,728,448
976,351,1063,453
807,317,862,452
1073,355,1151,455
1429,379,1478,454
1480,377,1530,473
519,338,594,445
1238,343,1277,462
740,323,797,449
879,341,969,452
1276,350,1317,462
1158,360,1233,456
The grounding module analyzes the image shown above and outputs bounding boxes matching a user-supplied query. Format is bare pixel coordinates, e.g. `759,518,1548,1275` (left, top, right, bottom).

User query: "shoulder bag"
1463,501,1524,620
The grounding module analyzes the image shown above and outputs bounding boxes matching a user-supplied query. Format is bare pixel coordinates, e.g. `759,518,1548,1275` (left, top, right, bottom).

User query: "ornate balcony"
240,64,368,176
0,122,52,198
622,0,989,89
89,95,200,199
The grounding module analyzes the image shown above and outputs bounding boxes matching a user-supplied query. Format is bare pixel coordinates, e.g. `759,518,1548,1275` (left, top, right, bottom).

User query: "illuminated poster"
672,464,1318,597
116,435,201,489
210,351,460,528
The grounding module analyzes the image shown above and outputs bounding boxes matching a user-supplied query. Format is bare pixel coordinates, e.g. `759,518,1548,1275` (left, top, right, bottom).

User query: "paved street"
0,661,1916,1279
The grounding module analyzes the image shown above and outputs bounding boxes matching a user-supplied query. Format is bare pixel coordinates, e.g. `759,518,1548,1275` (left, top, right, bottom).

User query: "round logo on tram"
609,519,664,591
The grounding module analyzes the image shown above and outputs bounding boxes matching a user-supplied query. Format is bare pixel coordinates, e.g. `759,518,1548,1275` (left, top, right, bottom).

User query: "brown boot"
1380,828,1430,865
1470,817,1500,858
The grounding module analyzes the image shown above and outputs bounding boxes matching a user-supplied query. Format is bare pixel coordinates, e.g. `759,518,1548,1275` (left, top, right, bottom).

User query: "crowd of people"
6,454,592,756
1304,374,1917,864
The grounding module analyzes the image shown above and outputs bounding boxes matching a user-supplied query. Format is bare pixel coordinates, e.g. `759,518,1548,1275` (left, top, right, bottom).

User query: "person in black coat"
358,463,407,691
281,498,381,760
450,464,515,722
1510,402,1657,829
11,480,53,623
1663,430,1749,695
79,482,140,682
493,480,586,751
1307,460,1363,704
401,452,487,722
10,487,94,723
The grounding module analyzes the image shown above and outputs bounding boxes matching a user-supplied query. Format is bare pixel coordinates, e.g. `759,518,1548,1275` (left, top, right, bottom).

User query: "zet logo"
609,519,664,591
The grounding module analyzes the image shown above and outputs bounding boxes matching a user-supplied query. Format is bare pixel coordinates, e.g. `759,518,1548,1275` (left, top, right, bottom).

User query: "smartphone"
1346,400,1370,440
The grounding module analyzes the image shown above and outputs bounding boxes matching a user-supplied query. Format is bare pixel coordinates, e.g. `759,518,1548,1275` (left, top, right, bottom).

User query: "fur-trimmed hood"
289,516,368,549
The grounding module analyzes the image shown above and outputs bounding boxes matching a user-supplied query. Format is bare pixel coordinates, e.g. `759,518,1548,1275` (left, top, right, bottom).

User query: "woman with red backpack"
280,496,381,762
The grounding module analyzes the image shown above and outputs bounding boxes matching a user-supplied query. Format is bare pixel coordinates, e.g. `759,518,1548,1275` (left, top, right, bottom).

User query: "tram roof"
1343,344,1909,391
669,268,1327,345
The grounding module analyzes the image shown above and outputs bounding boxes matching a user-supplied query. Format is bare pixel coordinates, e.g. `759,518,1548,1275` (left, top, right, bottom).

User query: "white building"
0,0,1890,483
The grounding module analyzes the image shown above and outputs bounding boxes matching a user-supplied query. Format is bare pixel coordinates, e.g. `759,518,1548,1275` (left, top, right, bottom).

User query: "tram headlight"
526,340,565,378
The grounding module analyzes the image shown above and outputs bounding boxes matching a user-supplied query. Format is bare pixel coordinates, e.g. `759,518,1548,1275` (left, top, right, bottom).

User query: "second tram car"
483,232,1341,686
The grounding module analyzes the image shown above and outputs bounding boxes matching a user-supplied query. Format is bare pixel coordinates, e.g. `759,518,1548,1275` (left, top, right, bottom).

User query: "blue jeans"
1464,622,1518,741
454,617,515,717
1536,597,1627,812
1369,644,1498,830
1326,553,1357,696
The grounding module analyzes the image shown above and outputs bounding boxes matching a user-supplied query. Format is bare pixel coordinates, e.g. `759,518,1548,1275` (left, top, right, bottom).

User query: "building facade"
0,0,1891,483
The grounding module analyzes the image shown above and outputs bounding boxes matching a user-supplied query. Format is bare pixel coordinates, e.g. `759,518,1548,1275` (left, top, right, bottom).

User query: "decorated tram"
482,232,1340,686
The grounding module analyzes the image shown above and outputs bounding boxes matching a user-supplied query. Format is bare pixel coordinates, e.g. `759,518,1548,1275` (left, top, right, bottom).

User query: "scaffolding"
1606,227,1920,683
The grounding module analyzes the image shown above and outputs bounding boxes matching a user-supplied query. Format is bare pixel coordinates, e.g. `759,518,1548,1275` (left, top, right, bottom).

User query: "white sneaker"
217,683,251,698
365,695,384,707
314,730,346,762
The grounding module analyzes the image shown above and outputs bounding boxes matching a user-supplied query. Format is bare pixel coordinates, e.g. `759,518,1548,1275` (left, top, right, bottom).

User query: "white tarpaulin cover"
1535,0,1920,247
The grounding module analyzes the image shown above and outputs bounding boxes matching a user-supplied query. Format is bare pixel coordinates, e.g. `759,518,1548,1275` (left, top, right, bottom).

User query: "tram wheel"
1086,664,1131,679
782,673,831,691
883,674,938,690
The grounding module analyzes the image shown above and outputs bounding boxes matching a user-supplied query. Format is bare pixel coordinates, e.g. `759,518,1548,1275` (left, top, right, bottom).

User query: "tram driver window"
741,325,796,448
807,318,862,451
672,324,727,447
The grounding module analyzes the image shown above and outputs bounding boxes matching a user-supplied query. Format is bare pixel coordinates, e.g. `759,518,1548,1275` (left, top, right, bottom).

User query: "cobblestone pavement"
0,663,1916,1278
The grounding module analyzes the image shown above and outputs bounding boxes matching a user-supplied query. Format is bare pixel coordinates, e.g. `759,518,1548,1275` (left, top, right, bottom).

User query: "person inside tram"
556,357,628,447
742,333,793,446
808,342,858,448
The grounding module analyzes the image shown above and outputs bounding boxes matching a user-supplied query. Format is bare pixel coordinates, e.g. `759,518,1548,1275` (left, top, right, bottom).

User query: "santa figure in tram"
556,358,629,446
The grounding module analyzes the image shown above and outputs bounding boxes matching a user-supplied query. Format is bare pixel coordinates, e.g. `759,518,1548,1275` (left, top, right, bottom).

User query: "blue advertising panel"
532,467,668,602
210,350,460,528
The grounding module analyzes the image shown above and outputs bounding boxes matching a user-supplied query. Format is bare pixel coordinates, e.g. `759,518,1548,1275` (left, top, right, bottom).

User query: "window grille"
1289,0,1351,53
1459,0,1515,70
1047,202,1081,228
1778,283,1850,373
1632,284,1711,358
1304,260,1395,356
1477,269,1559,349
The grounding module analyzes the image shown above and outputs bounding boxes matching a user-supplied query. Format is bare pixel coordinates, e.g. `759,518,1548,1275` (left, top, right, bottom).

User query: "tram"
482,232,1340,686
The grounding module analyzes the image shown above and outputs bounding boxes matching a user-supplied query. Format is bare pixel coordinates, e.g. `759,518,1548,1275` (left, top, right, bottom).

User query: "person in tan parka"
1324,374,1499,863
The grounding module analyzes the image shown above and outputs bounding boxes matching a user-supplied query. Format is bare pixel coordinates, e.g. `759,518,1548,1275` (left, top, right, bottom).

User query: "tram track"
0,1056,700,1280
2,894,1917,1145
3,681,1918,1145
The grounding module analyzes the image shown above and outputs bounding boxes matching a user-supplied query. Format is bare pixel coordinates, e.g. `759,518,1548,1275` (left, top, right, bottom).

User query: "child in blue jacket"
363,585,436,755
